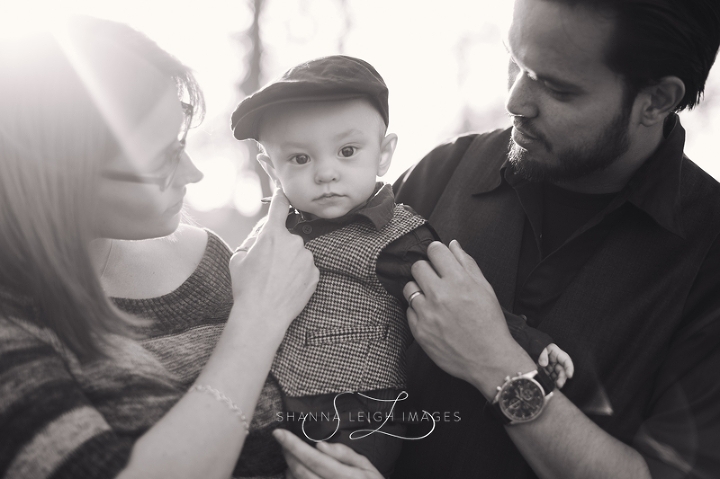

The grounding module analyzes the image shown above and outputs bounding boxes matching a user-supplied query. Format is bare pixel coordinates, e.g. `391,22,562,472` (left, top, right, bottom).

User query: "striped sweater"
0,231,285,479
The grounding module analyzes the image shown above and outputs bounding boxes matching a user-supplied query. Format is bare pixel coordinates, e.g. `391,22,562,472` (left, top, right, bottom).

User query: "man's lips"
513,122,539,141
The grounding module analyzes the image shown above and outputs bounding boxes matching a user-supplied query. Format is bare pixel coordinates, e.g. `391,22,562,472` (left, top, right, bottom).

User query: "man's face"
258,99,394,219
505,0,633,182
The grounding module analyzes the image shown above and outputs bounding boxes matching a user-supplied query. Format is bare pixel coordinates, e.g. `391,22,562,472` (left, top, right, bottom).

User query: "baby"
231,55,573,476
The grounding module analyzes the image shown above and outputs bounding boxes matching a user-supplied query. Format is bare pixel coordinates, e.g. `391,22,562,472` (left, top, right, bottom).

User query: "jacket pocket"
305,325,388,346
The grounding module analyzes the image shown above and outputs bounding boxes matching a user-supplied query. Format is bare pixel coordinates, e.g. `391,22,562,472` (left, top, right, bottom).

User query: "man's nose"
505,64,539,119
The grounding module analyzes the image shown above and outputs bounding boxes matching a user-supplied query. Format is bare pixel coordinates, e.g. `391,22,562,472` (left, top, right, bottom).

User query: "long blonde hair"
0,17,205,362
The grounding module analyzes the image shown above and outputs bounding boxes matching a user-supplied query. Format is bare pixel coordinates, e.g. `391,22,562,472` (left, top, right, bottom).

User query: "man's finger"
410,260,441,296
425,241,463,278
264,188,292,230
448,240,485,279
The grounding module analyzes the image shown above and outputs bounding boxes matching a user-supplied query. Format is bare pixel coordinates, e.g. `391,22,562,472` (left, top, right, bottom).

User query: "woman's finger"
317,441,378,470
284,450,323,479
274,430,337,476
263,188,292,231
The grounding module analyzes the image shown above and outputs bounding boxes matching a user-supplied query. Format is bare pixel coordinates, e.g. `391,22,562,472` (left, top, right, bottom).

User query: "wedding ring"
407,290,424,308
235,246,250,253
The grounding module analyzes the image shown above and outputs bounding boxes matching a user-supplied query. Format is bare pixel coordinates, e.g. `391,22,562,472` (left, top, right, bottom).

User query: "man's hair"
552,0,720,111
0,17,203,362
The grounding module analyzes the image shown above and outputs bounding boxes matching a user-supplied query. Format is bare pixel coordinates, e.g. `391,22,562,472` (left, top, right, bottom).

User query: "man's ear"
256,152,280,186
377,133,398,177
636,76,686,127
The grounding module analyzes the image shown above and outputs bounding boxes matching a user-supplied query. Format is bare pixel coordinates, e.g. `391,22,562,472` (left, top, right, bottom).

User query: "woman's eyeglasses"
101,102,193,192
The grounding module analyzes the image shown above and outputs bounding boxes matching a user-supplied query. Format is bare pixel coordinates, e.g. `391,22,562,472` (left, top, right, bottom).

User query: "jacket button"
302,225,312,234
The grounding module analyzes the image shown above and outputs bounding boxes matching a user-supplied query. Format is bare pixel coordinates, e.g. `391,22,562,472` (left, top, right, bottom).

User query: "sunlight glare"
186,156,238,211
233,170,263,217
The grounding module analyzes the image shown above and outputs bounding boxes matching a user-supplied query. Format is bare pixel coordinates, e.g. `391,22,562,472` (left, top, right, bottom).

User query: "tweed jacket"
271,204,426,397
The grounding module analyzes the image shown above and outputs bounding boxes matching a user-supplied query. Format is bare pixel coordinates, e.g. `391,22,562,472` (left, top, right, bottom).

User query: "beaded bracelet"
191,384,250,432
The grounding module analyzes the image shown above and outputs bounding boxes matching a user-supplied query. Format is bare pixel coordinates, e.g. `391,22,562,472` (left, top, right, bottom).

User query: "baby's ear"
256,152,279,185
377,133,398,177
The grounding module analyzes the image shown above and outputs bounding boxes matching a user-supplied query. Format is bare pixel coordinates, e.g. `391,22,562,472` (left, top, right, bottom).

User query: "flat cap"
231,55,389,141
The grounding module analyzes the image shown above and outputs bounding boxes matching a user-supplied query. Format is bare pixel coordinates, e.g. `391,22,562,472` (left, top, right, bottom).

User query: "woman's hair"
0,16,204,362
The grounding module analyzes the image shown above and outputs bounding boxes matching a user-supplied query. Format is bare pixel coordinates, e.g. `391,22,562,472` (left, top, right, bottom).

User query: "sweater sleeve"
0,318,133,479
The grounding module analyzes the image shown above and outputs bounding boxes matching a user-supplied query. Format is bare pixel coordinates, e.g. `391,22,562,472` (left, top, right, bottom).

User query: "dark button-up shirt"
391,116,720,478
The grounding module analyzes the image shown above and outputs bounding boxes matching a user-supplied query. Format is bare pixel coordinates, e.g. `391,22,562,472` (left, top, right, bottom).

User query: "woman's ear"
377,133,398,177
256,153,280,186
637,76,686,127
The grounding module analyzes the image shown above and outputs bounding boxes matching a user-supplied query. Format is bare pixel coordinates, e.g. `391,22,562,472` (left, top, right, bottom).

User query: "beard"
508,103,632,183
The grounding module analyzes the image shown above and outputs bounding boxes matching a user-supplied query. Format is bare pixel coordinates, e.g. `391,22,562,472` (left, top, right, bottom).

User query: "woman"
0,16,317,479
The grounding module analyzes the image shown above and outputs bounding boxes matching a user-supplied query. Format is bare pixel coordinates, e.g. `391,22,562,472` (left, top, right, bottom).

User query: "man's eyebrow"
503,40,584,92
536,73,584,92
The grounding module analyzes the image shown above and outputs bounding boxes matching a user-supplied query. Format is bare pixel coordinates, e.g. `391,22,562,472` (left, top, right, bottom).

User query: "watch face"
498,377,545,422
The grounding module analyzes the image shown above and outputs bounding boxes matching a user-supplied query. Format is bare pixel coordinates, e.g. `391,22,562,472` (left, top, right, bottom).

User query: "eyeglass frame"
100,102,194,192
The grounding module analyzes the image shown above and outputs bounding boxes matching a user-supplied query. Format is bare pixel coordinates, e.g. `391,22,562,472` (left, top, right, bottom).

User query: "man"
274,0,720,477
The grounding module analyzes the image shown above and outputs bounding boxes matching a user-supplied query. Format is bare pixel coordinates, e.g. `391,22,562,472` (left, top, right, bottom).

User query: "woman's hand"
273,430,384,479
229,188,319,334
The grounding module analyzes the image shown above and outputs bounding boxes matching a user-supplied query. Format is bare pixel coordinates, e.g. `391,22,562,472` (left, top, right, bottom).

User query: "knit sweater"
0,231,285,479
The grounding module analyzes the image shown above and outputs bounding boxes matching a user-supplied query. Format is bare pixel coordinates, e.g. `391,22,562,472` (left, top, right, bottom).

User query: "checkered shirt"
271,205,426,397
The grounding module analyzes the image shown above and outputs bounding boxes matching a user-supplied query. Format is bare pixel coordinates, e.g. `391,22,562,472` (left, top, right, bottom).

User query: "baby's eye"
291,154,310,165
340,146,356,158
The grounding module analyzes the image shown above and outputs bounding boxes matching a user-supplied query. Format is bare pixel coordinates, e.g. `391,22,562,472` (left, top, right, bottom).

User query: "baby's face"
258,99,394,219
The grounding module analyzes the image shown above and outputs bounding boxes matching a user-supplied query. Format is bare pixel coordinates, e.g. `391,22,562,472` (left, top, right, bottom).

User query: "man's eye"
292,154,310,165
340,146,356,158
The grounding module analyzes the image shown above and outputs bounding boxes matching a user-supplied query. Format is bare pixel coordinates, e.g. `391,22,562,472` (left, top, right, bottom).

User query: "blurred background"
3,0,719,248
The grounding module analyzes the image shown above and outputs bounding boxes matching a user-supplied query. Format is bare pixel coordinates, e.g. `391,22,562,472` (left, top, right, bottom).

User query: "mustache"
511,117,541,138
510,117,551,151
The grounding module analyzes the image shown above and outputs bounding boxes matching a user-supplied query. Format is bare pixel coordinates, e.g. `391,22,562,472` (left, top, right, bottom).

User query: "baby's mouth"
315,193,344,200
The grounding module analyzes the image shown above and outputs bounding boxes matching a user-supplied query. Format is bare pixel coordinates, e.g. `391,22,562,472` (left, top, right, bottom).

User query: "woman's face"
92,82,203,240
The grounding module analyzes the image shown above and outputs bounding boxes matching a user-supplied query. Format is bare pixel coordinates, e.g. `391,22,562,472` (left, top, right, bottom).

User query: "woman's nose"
173,150,204,187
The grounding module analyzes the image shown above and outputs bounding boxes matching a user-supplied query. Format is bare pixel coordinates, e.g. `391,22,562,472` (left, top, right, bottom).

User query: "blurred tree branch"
237,0,272,203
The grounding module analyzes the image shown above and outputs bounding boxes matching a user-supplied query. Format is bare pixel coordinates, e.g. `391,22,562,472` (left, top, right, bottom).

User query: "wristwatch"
489,369,555,425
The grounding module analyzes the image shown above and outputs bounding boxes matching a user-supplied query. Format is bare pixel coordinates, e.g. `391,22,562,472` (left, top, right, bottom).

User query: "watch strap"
534,368,555,395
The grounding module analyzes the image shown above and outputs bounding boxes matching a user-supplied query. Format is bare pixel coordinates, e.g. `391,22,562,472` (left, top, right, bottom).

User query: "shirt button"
302,225,312,234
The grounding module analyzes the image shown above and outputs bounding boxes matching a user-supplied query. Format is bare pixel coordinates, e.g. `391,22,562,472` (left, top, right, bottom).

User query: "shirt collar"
623,114,685,237
471,115,686,237
288,182,396,231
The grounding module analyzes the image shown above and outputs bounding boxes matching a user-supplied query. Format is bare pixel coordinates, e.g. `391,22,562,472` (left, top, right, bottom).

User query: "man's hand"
403,240,535,398
273,430,383,479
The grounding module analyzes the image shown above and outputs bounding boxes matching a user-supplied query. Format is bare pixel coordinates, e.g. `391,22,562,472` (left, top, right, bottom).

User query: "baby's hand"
537,343,574,389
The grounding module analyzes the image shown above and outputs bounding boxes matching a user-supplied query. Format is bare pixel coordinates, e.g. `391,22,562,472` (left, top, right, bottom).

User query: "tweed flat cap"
231,55,389,141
